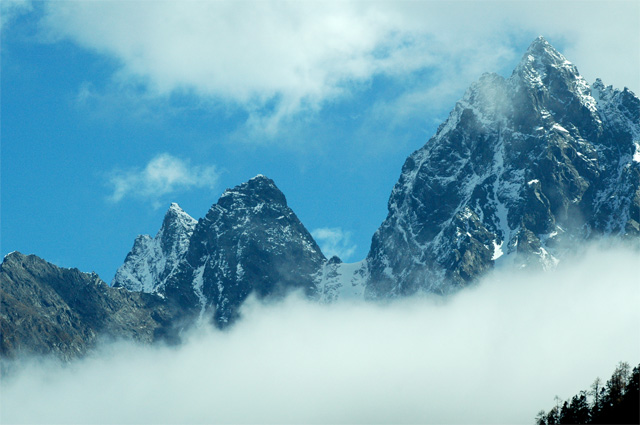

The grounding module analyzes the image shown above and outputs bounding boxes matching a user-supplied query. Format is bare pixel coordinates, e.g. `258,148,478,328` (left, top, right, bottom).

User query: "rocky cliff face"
0,252,179,360
112,203,197,293
365,37,640,298
116,175,326,327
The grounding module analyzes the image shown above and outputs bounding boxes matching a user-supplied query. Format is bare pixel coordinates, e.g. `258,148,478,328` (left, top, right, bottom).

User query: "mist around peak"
1,242,638,424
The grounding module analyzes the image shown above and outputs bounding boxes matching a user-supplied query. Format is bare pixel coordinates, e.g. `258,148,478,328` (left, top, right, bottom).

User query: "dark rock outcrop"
162,175,326,327
0,252,179,360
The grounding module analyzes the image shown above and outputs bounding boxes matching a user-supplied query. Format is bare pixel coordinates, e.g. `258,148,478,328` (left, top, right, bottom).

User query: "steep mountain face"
365,36,640,298
0,252,179,360
112,203,196,292
121,175,326,327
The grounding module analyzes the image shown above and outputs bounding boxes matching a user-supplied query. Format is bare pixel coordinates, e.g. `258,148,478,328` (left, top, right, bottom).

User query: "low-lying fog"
2,244,639,424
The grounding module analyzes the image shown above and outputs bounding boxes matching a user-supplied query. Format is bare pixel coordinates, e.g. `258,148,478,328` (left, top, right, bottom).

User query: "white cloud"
108,153,218,204
2,244,639,424
36,1,639,134
40,1,401,131
312,227,357,260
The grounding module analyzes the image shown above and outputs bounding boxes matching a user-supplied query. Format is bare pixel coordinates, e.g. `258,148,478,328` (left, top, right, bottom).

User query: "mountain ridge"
115,174,327,328
0,252,180,359
91,36,640,312
2,37,638,359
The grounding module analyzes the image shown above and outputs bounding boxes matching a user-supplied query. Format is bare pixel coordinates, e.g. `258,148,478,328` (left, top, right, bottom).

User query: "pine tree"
589,377,603,420
558,400,570,424
570,392,590,424
546,406,560,425
535,409,548,425
617,365,639,424
536,362,640,424
599,361,631,423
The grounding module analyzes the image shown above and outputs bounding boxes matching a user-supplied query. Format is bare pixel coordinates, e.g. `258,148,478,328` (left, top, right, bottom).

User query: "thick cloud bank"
2,245,639,424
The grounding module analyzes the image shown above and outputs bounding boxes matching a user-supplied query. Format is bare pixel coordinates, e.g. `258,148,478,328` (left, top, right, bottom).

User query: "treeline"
536,361,639,425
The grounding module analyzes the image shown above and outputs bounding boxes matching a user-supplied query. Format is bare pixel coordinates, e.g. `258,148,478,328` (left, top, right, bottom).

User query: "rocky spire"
162,175,326,327
510,35,599,128
156,203,197,258
111,203,196,293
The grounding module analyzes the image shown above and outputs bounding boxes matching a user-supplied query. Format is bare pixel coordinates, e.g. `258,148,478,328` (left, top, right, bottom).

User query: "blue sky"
2,1,639,282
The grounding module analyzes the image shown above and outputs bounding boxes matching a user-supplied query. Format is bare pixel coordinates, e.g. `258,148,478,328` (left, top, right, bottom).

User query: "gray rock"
155,175,326,327
0,252,179,360
112,203,197,293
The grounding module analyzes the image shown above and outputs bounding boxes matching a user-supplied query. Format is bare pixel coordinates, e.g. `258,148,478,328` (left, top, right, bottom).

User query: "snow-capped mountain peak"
112,203,196,293
514,36,577,80
511,36,598,120
157,175,326,326
157,203,197,255
365,36,640,298
218,174,287,208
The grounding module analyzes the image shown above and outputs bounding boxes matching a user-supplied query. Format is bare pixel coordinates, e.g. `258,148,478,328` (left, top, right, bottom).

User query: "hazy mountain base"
2,243,638,425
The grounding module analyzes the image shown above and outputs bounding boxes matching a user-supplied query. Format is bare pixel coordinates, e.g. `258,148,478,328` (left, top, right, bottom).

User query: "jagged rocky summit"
365,36,640,298
114,175,327,327
112,202,197,293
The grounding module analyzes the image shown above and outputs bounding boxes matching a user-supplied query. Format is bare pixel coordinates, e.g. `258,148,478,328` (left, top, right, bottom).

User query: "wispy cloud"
107,153,218,205
312,227,357,260
36,1,639,135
